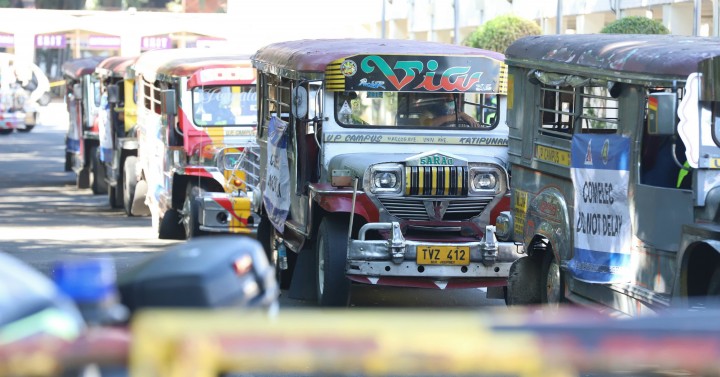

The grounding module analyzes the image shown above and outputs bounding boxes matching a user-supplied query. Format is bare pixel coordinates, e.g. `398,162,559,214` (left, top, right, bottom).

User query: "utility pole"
381,0,386,38
453,0,459,44
556,0,563,34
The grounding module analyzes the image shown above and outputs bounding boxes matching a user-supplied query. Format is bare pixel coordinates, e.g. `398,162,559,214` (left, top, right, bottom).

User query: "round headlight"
473,172,497,190
374,171,397,188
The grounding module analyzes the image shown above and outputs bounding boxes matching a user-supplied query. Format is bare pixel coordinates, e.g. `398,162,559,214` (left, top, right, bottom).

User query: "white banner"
262,116,291,233
569,134,632,283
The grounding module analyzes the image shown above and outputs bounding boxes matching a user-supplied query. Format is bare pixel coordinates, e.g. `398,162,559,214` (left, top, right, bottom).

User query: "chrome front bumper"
198,192,259,235
347,222,524,278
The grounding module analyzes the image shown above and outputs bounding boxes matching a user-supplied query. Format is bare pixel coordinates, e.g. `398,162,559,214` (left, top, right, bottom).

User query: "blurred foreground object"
118,236,279,312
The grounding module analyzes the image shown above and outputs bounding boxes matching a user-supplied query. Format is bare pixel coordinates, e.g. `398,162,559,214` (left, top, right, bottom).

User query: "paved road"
0,101,505,309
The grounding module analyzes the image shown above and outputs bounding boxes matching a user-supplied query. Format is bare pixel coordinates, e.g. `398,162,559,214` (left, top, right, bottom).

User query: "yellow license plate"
417,246,470,266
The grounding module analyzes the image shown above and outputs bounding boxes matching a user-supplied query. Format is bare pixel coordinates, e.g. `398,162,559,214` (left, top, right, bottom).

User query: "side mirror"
291,86,308,119
107,84,119,104
647,93,677,136
161,89,176,116
72,83,83,100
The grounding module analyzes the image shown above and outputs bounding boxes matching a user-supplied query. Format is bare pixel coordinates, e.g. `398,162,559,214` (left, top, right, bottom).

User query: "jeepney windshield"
334,91,500,130
192,85,257,127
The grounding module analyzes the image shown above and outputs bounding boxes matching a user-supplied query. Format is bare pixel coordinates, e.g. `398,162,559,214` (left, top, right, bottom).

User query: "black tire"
315,216,351,307
64,151,72,172
123,156,137,216
158,209,186,240
540,247,566,307
90,146,108,195
706,265,720,308
76,166,90,189
17,125,34,133
257,215,294,290
0,129,12,135
182,183,207,239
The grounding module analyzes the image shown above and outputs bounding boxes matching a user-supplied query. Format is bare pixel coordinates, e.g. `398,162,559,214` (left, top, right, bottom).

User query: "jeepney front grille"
378,197,493,221
404,166,468,196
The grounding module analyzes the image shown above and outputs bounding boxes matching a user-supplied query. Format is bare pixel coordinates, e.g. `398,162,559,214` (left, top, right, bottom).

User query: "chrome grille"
378,197,493,221
405,166,468,196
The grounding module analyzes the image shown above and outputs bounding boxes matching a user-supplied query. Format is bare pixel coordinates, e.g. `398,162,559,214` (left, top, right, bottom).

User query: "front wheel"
315,216,350,307
182,183,207,239
541,246,566,307
123,156,137,216
90,146,108,195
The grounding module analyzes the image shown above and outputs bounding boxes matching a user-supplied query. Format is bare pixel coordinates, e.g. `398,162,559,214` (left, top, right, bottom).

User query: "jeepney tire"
90,146,108,195
158,209,186,240
77,166,90,190
706,265,720,308
17,125,33,133
506,255,543,306
540,247,566,307
123,156,137,216
0,129,12,135
257,215,294,290
315,216,351,307
183,183,207,239
64,151,72,172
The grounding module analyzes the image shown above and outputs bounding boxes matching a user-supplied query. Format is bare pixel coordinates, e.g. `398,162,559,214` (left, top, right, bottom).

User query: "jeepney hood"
327,151,506,181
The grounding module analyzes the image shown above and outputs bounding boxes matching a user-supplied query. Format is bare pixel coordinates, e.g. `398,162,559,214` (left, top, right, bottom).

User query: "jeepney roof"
505,34,720,84
133,48,250,82
95,56,137,79
61,56,106,80
251,38,504,80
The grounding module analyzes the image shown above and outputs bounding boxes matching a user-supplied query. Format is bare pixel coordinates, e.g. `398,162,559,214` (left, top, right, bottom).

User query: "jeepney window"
539,84,575,139
578,86,618,133
192,85,257,127
539,84,618,139
335,91,499,130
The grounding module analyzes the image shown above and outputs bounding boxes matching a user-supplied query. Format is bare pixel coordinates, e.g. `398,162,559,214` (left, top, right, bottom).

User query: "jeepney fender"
673,239,720,306
310,188,380,236
523,187,571,262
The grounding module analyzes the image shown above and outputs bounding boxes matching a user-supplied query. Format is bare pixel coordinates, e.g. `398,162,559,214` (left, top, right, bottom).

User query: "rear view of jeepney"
252,39,524,306
0,54,50,135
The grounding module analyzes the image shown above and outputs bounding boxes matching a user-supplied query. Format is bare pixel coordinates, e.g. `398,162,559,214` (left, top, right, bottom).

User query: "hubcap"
546,258,561,306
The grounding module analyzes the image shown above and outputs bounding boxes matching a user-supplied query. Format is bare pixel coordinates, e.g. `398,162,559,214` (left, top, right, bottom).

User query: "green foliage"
463,14,541,54
600,16,669,34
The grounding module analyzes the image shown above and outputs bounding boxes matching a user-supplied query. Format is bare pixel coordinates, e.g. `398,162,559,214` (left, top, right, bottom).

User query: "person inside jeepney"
416,92,479,128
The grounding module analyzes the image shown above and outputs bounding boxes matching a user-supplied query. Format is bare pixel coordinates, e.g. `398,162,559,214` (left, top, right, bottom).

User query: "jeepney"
95,56,138,212
62,56,107,193
251,39,522,306
500,34,720,315
0,53,50,135
131,49,259,239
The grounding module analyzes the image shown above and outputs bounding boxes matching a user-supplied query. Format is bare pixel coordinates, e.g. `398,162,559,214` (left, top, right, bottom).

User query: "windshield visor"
192,85,257,127
335,91,500,130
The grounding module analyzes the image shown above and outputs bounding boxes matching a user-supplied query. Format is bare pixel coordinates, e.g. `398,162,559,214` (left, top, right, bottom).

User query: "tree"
463,14,541,54
600,16,669,34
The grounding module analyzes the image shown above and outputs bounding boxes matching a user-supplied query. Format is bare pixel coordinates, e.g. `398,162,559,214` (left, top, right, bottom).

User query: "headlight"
366,163,403,195
472,172,497,190
469,165,505,195
374,171,397,188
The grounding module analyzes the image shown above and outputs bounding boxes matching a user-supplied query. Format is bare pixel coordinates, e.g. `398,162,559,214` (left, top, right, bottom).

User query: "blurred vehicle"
62,56,107,193
250,39,521,306
94,56,139,212
499,34,720,315
0,53,51,135
0,236,278,377
129,48,260,240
